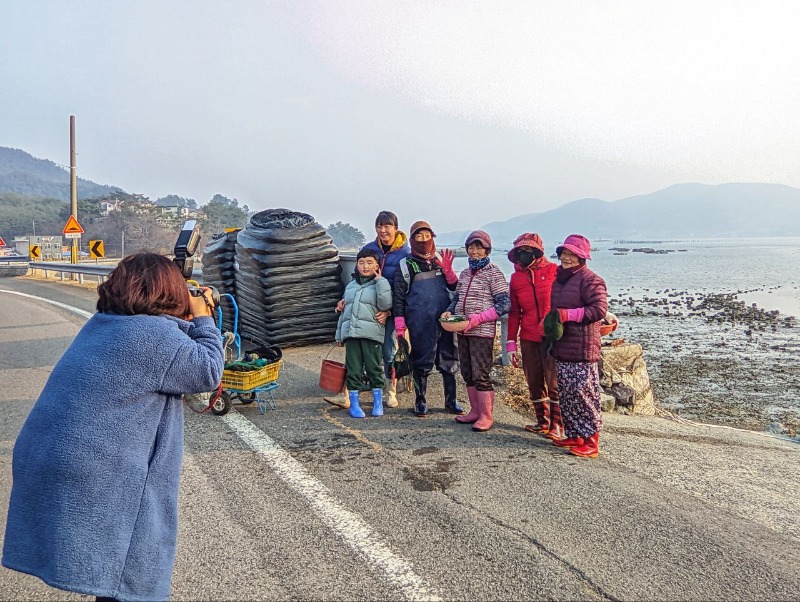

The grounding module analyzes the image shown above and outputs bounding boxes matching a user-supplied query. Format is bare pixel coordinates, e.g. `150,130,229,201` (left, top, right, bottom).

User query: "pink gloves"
505,341,518,353
439,248,458,285
394,316,407,339
465,307,499,332
557,307,585,323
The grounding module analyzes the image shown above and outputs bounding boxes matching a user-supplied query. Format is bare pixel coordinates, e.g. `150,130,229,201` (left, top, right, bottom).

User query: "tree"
327,222,366,250
155,194,195,208
59,198,102,226
199,196,250,236
85,200,177,256
0,192,63,238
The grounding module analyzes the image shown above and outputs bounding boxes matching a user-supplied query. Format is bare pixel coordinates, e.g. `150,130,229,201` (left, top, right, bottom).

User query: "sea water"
455,236,800,315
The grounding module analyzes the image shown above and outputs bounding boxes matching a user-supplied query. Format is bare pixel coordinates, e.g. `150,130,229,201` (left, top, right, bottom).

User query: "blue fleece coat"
2,313,224,601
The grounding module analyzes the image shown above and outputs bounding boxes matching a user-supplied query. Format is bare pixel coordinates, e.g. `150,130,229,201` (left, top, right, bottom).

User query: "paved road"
1,277,799,601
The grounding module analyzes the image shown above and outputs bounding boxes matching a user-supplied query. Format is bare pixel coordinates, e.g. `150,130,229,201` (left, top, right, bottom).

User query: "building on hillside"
100,200,123,216
159,205,205,219
155,205,206,226
14,235,64,260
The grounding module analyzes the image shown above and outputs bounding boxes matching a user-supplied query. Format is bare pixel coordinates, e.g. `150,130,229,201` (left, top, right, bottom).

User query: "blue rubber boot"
371,388,384,417
348,389,365,418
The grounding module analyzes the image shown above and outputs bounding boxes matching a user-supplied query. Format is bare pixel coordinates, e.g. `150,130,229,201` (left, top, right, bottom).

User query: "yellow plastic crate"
221,360,283,391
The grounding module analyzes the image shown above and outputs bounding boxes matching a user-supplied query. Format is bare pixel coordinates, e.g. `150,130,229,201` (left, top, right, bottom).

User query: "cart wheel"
239,392,256,405
211,391,232,416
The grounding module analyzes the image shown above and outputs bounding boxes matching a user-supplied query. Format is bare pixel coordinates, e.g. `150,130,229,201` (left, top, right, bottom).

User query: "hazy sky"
2,1,798,236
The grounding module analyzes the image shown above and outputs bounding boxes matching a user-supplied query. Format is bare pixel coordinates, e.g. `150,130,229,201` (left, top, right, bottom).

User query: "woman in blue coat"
2,253,225,601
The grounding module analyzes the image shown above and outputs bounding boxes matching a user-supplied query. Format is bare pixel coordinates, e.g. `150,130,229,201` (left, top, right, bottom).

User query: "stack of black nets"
201,230,239,333
234,209,343,347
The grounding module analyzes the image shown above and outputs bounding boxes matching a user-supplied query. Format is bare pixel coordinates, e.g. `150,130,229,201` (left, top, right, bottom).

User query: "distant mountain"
0,146,123,201
438,183,800,248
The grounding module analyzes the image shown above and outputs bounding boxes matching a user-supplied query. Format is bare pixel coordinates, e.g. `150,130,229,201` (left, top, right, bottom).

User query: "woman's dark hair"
375,211,398,227
97,252,191,318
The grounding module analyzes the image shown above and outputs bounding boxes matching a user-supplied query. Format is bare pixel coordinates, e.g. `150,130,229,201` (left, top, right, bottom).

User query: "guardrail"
0,256,31,264
28,262,115,284
27,262,203,284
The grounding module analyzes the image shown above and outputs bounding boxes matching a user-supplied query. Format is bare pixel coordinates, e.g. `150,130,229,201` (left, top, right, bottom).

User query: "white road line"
222,411,443,602
0,290,94,319
4,291,441,600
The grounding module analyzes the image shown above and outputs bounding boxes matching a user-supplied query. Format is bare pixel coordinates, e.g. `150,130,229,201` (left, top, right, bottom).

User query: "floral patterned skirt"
556,361,602,438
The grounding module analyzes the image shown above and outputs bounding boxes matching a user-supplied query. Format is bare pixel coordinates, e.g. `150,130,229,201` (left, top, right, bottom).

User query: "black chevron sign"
89,240,105,259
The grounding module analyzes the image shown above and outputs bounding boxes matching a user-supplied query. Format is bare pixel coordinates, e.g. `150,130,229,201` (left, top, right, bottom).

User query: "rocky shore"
494,284,800,439
605,286,800,436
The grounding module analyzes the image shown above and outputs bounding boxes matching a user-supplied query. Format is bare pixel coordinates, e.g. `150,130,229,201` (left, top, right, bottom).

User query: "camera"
189,285,220,307
173,219,201,279
174,219,219,309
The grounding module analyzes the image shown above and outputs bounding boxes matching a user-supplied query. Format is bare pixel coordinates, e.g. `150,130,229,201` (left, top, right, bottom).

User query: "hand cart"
210,293,283,416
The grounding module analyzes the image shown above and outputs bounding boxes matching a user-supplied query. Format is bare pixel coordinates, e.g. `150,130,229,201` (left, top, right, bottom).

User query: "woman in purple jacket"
548,234,608,458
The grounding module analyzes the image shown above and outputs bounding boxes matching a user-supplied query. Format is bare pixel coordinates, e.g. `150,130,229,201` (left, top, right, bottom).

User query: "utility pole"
121,230,125,258
69,115,78,265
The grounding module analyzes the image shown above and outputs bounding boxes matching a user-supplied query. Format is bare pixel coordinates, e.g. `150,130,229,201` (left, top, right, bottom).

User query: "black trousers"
457,335,495,391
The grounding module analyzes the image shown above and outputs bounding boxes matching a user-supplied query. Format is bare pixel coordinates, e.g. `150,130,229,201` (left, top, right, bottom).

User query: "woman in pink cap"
442,230,510,432
547,234,607,458
505,232,562,438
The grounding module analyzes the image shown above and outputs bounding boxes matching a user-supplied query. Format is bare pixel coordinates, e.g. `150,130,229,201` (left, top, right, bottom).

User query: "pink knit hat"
507,232,544,263
464,230,492,252
556,234,592,260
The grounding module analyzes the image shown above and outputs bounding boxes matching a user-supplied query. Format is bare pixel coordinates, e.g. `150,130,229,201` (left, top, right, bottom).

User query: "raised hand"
440,248,458,284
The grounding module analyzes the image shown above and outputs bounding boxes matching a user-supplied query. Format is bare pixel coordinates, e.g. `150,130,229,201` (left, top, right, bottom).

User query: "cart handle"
215,293,241,360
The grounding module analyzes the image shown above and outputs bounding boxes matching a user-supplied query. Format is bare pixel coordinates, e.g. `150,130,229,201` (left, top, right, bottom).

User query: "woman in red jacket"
548,234,608,459
505,233,563,438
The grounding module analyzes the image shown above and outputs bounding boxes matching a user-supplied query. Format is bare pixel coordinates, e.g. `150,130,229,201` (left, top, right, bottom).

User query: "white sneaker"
384,379,399,408
324,388,350,409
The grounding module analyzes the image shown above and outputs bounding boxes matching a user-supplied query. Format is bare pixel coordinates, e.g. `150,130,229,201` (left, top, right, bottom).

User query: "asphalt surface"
1,276,799,601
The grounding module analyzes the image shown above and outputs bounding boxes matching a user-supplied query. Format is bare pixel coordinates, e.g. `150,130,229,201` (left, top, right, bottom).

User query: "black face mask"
517,250,535,267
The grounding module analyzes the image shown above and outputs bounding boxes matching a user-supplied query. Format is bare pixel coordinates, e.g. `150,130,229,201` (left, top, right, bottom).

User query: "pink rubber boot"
456,386,480,424
472,390,494,432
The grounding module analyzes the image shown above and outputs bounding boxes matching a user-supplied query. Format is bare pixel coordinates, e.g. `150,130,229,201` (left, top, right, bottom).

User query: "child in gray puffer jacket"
335,247,393,418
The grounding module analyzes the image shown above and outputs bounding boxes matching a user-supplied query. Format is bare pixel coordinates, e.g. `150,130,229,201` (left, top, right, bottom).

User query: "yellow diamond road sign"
29,245,41,260
89,240,105,259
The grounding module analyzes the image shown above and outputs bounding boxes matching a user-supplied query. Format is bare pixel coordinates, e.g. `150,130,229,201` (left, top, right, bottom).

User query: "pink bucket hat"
556,234,592,260
465,230,492,252
507,232,544,263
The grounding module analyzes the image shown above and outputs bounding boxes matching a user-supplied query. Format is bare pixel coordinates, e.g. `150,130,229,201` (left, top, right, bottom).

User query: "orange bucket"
319,347,346,392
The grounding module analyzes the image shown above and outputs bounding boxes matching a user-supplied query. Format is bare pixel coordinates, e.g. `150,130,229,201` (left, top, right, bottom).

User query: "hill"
0,146,122,201
438,183,800,248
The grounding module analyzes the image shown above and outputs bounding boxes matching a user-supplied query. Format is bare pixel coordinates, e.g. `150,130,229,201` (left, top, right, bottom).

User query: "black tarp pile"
234,209,343,347
201,230,239,333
